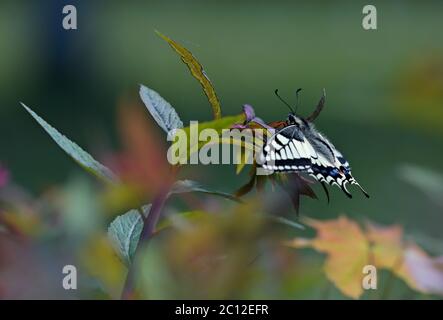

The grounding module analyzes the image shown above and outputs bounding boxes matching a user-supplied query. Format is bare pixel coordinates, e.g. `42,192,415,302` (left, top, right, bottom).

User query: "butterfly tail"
351,180,370,198
340,180,353,199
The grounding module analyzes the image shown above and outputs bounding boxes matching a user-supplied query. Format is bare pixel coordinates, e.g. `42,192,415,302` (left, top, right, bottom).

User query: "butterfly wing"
258,125,314,172
328,149,370,198
258,125,369,198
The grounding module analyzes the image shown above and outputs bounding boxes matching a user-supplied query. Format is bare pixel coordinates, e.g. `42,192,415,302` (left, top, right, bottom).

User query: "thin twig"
120,186,171,299
306,89,326,122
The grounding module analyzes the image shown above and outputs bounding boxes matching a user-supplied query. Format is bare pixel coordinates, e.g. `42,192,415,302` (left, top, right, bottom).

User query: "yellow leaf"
1,210,45,237
365,223,406,274
79,235,126,298
156,30,222,120
364,223,429,292
172,113,247,164
288,216,369,299
287,216,443,299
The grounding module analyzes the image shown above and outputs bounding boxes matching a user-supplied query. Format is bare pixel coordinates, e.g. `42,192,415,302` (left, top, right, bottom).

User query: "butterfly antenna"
274,89,295,114
295,88,302,112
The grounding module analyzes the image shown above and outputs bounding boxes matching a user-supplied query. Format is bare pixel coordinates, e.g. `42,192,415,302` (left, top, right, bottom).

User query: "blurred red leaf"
0,163,10,188
115,96,175,196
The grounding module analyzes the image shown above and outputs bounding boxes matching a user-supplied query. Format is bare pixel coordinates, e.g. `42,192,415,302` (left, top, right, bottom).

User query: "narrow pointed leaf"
156,30,222,119
21,103,118,184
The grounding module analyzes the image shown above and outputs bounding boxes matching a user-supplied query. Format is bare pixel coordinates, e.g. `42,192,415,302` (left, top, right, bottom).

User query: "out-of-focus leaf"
288,216,369,299
170,180,241,203
139,84,183,136
0,210,44,237
287,216,443,299
393,57,443,134
21,103,118,185
138,242,176,299
117,100,173,194
101,183,146,216
62,177,103,237
162,203,265,299
364,222,418,291
108,205,151,266
79,234,126,298
0,163,9,188
156,30,222,119
398,164,443,206
157,211,208,232
109,205,214,267
404,245,443,296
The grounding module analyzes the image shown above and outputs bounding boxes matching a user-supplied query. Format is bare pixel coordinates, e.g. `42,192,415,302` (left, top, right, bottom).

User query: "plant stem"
120,186,171,299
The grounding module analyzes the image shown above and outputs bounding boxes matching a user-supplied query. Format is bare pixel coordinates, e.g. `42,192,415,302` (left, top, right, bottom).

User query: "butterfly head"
287,113,297,124
275,89,308,128
287,113,308,128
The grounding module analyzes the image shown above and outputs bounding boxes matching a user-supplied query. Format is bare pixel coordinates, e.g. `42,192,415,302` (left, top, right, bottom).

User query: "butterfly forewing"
259,125,314,172
258,122,369,199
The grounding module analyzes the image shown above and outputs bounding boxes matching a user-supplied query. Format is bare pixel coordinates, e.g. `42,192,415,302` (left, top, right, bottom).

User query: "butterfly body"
258,112,369,199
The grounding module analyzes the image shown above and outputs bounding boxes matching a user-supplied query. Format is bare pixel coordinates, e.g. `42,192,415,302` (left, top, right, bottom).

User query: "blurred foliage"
287,216,443,299
1,0,443,300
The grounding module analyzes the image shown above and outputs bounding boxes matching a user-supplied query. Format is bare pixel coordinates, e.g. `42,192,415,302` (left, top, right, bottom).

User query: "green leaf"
156,30,222,120
108,206,210,266
182,113,246,136
139,84,183,135
21,103,118,185
107,205,151,266
171,180,241,203
173,113,247,163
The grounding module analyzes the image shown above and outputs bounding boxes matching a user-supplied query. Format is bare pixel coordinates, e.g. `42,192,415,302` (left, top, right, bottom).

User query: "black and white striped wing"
258,125,316,173
258,126,369,198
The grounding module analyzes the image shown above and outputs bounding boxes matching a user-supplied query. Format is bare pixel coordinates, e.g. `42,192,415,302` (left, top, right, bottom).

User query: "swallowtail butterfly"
257,89,369,199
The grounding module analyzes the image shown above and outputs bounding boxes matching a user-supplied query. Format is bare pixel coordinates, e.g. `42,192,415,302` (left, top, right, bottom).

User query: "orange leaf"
78,235,126,298
287,216,443,299
288,216,369,299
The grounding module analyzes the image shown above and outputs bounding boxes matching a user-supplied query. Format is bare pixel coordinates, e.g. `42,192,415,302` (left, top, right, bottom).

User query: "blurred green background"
1,0,442,269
